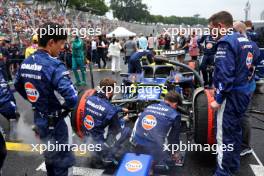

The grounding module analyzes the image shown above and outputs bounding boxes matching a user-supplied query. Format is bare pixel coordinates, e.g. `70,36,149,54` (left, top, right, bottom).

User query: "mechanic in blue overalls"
198,33,217,87
209,11,260,176
130,91,182,168
82,78,131,166
233,21,261,156
128,50,155,74
14,22,78,176
0,70,20,141
245,20,259,44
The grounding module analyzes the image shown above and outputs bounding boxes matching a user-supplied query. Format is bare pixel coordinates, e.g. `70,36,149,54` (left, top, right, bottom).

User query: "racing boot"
73,70,81,86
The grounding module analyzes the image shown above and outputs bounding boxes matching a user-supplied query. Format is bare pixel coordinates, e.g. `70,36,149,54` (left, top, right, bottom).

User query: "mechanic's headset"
153,57,204,87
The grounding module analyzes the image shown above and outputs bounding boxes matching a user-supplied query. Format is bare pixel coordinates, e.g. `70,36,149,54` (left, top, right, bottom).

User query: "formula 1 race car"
70,56,217,175
71,55,215,146
255,48,264,93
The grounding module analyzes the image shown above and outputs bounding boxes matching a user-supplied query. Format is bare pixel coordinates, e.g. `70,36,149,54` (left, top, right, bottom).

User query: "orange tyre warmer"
75,89,96,138
204,89,215,145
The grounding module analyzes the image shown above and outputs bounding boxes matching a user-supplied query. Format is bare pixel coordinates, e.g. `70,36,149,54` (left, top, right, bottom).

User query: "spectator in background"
85,38,92,63
91,37,98,65
25,34,38,58
64,42,72,69
8,42,20,75
124,36,137,65
176,31,188,62
102,35,109,62
188,31,199,60
148,34,155,51
158,35,165,50
97,35,107,69
72,35,86,86
58,42,72,70
3,41,12,82
138,33,148,50
0,37,10,82
164,34,171,50
108,38,122,74
175,33,181,49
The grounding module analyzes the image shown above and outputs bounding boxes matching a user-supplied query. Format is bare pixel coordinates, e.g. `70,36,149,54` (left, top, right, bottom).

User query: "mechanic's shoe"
240,147,253,156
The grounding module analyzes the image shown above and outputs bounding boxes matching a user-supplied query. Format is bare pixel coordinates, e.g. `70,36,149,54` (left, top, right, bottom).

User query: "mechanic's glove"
61,102,74,112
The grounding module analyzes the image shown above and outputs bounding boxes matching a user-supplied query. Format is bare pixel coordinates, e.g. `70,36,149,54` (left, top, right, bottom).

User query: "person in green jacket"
72,35,86,86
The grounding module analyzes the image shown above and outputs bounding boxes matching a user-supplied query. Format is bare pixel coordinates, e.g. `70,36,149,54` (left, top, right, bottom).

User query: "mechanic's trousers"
215,92,250,176
0,101,17,120
128,59,142,74
0,127,6,171
200,55,214,86
241,93,254,150
34,112,75,176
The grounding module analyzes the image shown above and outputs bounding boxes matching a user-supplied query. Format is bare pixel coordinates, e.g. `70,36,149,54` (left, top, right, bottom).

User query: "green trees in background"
34,0,207,25
110,0,207,25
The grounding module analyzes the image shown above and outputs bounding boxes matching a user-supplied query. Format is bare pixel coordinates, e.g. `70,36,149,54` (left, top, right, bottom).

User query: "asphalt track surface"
1,60,264,176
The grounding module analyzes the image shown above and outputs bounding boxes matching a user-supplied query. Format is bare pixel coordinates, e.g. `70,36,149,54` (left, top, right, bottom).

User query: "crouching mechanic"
128,50,155,74
209,11,260,176
0,70,20,141
82,78,131,166
130,91,182,168
14,22,78,176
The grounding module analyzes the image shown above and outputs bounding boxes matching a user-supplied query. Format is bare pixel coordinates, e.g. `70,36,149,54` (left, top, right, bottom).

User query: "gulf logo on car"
125,160,143,172
142,115,157,130
84,115,94,130
24,82,39,103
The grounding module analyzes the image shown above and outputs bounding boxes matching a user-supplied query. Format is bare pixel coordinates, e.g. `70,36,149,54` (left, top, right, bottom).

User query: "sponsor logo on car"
125,160,143,172
142,115,157,130
25,82,39,103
